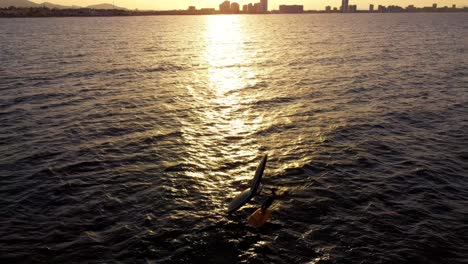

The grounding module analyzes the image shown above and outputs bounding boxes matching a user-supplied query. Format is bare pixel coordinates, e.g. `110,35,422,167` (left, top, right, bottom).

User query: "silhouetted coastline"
1,6,467,18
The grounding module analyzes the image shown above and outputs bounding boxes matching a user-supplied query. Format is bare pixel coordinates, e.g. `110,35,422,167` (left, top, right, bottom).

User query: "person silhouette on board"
247,188,289,228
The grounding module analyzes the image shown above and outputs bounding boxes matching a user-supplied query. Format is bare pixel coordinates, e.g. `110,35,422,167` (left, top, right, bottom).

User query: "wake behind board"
227,154,268,214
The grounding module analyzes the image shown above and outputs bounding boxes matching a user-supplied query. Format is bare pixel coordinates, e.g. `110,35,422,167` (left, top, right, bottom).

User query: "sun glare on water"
180,15,263,180
206,15,263,138
205,15,248,98
198,15,264,180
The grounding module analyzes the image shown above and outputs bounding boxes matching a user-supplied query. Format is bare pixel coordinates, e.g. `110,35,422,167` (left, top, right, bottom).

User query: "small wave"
48,161,103,174
254,96,298,106
163,162,202,172
144,64,187,73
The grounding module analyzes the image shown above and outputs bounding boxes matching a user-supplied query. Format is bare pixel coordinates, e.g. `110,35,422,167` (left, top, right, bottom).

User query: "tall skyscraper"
247,3,254,13
219,1,231,13
341,0,349,13
254,3,260,13
369,4,374,12
231,2,240,13
260,0,268,13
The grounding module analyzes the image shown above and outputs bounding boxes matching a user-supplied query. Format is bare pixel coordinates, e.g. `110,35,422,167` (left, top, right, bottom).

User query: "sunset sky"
31,0,468,10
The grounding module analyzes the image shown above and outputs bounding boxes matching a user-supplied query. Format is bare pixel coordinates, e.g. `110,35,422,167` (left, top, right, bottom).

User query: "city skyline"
28,0,468,10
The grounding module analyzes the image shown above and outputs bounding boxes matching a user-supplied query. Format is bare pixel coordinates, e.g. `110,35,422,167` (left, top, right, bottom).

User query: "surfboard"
227,154,267,214
247,208,272,228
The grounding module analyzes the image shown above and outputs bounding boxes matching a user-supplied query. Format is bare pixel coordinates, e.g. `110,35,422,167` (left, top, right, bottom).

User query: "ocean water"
0,13,467,263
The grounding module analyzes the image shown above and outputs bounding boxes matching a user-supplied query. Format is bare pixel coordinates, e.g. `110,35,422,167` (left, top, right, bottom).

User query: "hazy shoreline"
1,6,467,18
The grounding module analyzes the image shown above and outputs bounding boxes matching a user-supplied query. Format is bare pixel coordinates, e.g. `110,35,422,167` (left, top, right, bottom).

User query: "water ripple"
1,14,467,264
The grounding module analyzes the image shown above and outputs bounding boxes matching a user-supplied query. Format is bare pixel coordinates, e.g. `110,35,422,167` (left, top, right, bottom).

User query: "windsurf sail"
227,154,268,214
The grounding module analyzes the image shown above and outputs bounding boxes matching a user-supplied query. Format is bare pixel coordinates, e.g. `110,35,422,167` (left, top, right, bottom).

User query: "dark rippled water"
1,13,468,263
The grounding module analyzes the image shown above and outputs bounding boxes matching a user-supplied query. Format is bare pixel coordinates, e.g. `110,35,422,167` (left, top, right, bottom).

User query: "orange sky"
32,0,468,10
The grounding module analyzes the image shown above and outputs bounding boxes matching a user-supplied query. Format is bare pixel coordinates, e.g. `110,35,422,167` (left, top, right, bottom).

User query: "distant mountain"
0,0,126,9
42,2,79,9
86,3,126,10
0,0,39,8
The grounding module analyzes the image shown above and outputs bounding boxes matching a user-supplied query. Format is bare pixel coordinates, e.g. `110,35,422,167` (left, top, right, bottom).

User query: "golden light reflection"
203,16,262,181
204,16,259,140
205,15,247,98
178,16,267,189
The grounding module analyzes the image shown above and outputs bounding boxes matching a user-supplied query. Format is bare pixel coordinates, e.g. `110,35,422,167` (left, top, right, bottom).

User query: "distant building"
369,4,374,12
219,1,231,13
341,0,349,12
254,3,260,13
279,5,303,13
333,7,338,11
377,5,386,12
237,1,270,14
406,5,416,11
231,2,240,13
200,8,216,14
248,3,254,13
348,4,357,12
432,3,437,9
452,4,456,8
387,5,404,12
325,6,331,12
260,0,268,13
188,6,196,13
